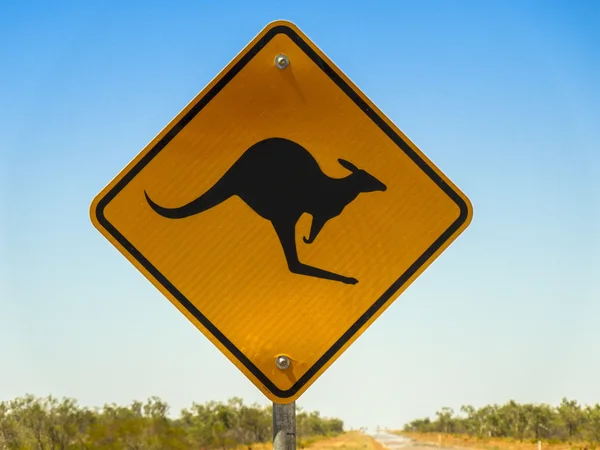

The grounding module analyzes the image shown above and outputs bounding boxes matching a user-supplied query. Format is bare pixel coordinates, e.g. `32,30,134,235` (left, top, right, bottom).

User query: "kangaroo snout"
361,172,387,193
338,157,387,193
374,178,387,192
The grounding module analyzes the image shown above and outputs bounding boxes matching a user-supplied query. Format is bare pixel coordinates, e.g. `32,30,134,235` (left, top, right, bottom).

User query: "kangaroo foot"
288,261,358,285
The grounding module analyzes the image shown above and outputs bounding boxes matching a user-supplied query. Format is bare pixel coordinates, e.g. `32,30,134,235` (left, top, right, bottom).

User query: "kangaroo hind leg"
271,219,358,285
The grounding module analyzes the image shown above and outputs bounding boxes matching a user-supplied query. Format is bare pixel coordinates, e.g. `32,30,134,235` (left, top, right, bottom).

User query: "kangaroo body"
145,137,386,285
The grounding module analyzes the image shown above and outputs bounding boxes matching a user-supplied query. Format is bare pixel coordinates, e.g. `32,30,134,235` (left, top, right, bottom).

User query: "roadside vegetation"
0,394,344,449
399,398,600,450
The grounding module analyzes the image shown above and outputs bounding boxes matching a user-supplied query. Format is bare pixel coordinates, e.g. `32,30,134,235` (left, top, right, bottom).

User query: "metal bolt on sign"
275,53,290,69
275,355,291,370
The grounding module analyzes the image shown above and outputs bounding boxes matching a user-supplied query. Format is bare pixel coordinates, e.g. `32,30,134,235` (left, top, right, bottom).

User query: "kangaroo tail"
144,177,233,219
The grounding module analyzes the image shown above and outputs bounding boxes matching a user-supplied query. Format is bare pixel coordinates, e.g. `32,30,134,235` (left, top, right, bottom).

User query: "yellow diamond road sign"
90,20,473,403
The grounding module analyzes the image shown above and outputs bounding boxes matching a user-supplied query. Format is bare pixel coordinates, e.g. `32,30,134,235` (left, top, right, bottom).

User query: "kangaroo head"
338,158,387,193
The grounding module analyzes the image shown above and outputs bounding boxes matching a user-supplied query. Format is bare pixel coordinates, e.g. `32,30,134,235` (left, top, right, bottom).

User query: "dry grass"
245,431,384,450
304,431,387,450
391,432,596,450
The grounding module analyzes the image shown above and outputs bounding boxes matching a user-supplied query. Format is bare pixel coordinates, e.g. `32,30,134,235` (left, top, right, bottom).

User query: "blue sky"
1,0,599,431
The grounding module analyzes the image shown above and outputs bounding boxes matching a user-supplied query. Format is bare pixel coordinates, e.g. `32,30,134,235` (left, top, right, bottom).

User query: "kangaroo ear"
338,158,359,173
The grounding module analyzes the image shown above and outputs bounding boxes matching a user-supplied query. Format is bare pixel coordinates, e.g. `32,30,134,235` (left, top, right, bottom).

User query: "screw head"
275,355,291,370
274,53,290,69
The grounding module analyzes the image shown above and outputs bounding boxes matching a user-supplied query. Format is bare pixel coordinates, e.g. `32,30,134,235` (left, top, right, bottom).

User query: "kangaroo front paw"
343,277,359,285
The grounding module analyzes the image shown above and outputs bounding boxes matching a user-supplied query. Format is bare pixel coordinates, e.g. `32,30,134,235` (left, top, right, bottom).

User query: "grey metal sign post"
273,401,296,450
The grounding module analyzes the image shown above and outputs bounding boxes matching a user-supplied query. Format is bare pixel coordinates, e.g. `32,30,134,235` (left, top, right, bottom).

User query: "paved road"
369,431,456,450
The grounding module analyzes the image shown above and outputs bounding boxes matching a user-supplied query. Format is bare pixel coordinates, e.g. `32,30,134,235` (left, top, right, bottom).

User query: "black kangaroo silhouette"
144,137,387,285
